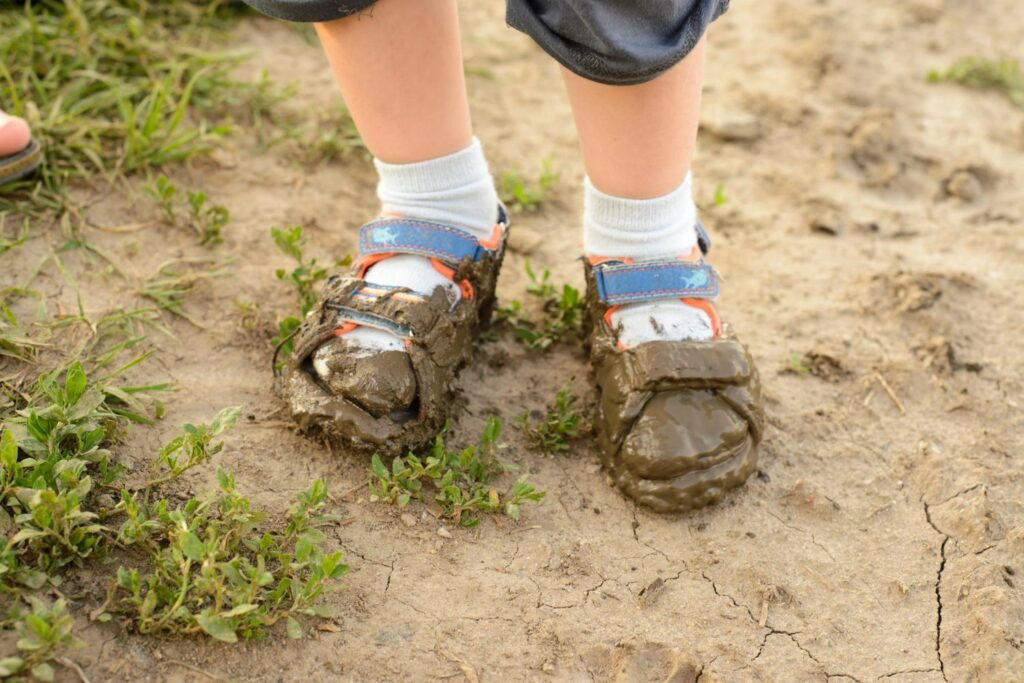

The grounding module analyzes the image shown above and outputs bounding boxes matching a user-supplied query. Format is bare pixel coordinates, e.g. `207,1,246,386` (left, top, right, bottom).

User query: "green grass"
783,352,811,375
0,0,358,669
139,257,229,326
145,175,231,246
1,362,162,574
112,470,347,642
927,57,1024,107
498,159,558,213
369,417,545,527
713,183,727,207
0,597,81,681
517,386,586,454
2,363,348,670
0,0,285,215
147,406,240,487
271,226,351,366
494,260,584,350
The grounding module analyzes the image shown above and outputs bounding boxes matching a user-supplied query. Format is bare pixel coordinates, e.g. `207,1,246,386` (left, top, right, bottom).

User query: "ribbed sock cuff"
374,137,498,239
583,173,698,259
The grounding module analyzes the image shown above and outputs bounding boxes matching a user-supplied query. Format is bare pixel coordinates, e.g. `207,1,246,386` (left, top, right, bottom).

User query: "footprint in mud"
580,639,700,683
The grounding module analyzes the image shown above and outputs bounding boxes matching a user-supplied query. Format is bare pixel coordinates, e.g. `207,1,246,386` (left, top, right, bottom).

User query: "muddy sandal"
276,208,509,455
583,224,765,513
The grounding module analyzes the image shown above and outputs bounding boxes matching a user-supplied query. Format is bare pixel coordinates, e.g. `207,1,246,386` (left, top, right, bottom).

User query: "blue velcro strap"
359,218,494,263
594,260,718,305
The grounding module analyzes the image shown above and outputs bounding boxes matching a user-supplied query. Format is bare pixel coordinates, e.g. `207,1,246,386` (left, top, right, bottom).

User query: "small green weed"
146,175,178,224
272,226,329,317
1,362,162,576
187,190,230,246
145,175,230,246
713,183,727,207
148,406,240,487
927,57,1024,107
113,472,347,642
0,597,81,682
783,353,811,375
517,386,587,454
271,226,350,363
499,159,558,213
495,260,584,349
369,417,545,527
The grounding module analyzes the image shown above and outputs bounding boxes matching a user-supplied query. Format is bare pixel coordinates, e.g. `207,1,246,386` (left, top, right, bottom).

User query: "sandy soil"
8,0,1024,680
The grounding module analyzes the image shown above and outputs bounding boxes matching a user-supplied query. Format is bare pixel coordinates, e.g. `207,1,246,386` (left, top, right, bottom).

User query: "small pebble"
400,513,416,527
437,527,452,539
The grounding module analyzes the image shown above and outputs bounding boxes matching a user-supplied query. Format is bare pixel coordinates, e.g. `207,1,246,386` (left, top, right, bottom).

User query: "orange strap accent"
680,298,722,338
429,258,475,300
477,224,503,251
333,322,358,337
355,252,393,278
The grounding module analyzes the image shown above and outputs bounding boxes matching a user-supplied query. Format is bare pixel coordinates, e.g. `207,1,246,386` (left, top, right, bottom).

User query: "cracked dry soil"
20,0,1023,680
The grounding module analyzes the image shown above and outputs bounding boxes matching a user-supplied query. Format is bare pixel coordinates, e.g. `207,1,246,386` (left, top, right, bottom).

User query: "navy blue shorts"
240,0,728,86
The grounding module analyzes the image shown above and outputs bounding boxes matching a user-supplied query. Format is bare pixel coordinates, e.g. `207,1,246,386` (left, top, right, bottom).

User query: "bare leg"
307,0,499,418
565,38,713,346
314,0,471,164
560,38,706,199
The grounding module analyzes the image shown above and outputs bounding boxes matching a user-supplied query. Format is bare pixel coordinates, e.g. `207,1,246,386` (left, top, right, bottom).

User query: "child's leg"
563,42,713,346
306,0,500,414
560,39,705,200
509,0,763,512
314,0,471,164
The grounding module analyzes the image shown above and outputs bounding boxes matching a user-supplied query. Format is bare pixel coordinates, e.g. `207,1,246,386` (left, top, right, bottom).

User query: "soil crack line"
878,668,941,679
701,571,757,622
630,507,670,561
765,510,836,561
922,500,950,682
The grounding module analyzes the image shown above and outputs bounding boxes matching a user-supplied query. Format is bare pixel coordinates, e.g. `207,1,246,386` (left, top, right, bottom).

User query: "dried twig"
56,657,92,683
874,372,905,415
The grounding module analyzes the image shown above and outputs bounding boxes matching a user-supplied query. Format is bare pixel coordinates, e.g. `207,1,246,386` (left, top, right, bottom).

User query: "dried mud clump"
802,351,851,382
913,336,983,376
876,271,980,314
942,165,997,202
848,111,904,186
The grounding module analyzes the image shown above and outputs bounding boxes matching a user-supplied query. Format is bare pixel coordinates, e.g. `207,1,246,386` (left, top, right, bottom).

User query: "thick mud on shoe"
584,224,764,513
276,209,508,455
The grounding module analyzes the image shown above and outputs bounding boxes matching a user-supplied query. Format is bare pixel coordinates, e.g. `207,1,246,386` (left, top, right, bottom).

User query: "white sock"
345,138,498,353
583,173,714,346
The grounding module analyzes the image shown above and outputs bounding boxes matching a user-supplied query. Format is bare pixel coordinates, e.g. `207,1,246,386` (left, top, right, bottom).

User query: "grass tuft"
927,57,1024,107
498,159,558,213
517,386,587,454
112,470,347,642
494,260,584,350
369,417,545,527
0,0,287,214
139,257,229,326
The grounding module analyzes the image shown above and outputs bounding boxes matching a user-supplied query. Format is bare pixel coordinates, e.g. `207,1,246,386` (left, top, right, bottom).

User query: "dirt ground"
10,0,1024,680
